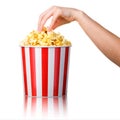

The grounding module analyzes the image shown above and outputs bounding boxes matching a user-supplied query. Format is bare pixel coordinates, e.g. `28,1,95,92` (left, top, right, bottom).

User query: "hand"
38,6,77,31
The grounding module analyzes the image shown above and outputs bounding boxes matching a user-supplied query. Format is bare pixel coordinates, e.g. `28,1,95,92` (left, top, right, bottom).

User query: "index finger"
38,6,55,31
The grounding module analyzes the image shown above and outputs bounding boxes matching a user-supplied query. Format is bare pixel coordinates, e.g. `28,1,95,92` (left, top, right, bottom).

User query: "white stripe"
27,97,32,112
58,97,63,114
48,48,55,97
48,98,54,114
36,98,42,113
25,48,32,96
35,48,42,97
65,47,70,94
58,48,65,96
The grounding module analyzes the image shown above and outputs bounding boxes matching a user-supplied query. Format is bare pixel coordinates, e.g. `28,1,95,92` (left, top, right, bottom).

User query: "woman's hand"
38,6,120,66
38,6,78,31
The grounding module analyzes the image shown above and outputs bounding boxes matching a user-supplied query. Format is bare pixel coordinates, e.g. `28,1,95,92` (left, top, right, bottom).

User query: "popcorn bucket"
21,46,71,97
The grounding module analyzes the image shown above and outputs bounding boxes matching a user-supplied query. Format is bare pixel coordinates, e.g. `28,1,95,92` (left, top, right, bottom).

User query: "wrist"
72,9,84,21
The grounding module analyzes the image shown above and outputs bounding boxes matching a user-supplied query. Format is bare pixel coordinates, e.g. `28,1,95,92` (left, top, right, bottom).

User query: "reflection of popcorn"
20,28,71,46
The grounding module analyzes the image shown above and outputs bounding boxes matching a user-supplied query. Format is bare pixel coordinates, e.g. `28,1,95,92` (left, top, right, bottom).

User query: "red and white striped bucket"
21,46,71,97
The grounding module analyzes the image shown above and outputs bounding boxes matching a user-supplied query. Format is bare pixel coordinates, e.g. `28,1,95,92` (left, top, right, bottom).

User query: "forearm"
73,10,120,66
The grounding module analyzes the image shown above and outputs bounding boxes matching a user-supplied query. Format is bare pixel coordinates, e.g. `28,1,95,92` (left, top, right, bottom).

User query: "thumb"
48,13,59,31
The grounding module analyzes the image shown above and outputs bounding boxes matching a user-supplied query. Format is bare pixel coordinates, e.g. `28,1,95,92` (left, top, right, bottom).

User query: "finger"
49,20,60,30
38,6,56,31
48,11,60,31
51,21,61,30
38,7,53,31
51,20,66,30
38,9,55,31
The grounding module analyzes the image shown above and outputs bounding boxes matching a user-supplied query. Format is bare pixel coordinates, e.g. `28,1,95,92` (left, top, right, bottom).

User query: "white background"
0,0,120,119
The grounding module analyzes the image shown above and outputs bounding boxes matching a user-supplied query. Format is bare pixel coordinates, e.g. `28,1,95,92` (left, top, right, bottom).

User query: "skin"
38,6,120,67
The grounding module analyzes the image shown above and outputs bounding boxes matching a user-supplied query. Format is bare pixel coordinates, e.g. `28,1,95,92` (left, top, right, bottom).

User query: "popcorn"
20,27,71,46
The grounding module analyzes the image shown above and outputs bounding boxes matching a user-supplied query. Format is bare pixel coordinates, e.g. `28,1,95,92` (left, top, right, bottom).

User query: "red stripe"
54,48,61,96
62,47,69,95
53,98,59,113
24,96,28,113
62,95,67,113
42,98,48,114
29,48,36,96
21,47,28,95
31,97,36,113
42,48,48,96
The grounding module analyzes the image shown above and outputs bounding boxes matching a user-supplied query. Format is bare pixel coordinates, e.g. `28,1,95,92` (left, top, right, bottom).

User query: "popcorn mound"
20,28,71,46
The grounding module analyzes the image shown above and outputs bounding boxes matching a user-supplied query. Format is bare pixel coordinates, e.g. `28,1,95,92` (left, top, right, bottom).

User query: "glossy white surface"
0,0,120,119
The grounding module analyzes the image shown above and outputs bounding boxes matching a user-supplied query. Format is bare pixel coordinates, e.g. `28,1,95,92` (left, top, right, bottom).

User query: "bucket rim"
19,45,71,48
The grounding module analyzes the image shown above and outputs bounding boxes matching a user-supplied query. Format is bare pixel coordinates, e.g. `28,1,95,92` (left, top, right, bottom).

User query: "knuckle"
51,5,58,10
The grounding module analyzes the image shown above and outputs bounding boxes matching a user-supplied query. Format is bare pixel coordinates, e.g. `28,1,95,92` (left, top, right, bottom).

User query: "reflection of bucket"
21,46,71,97
24,96,67,115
